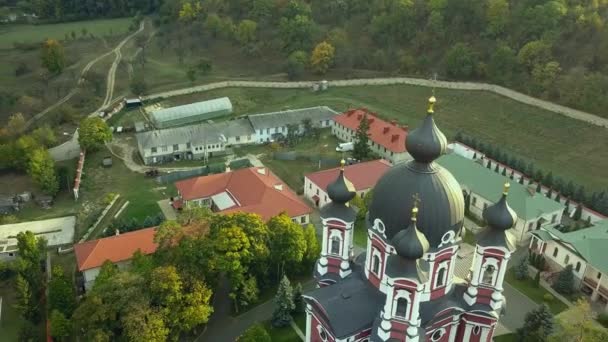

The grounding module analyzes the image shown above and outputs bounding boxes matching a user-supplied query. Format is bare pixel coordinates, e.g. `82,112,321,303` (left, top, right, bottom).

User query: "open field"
0,18,133,49
160,86,608,191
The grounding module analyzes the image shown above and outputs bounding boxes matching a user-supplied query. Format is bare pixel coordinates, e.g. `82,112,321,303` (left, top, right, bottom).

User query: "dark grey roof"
305,272,385,338
327,169,356,204
136,118,254,150
483,193,518,231
367,161,465,247
384,255,428,282
405,113,447,163
247,106,337,130
477,229,517,251
392,218,429,260
320,202,357,221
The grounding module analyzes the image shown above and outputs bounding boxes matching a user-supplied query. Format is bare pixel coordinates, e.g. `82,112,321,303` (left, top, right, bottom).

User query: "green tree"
50,309,71,341
14,274,38,322
573,204,583,221
445,43,477,78
238,275,260,310
186,67,197,84
239,324,271,342
122,303,169,342
27,148,58,195
310,41,335,74
518,40,552,72
236,20,258,45
485,0,509,36
31,125,57,147
515,256,529,280
272,275,294,328
353,113,371,160
553,264,574,295
48,265,76,317
41,39,66,74
548,299,608,342
286,50,308,80
279,14,314,53
78,117,112,151
534,270,541,288
488,44,518,84
292,282,304,314
6,112,26,137
268,213,306,278
130,74,147,95
517,304,555,341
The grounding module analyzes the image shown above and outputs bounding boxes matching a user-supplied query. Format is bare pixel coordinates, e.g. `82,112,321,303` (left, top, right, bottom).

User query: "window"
395,297,408,319
372,255,381,275
151,147,157,153
317,325,328,342
266,128,270,134
300,216,306,224
384,147,387,153
528,222,534,231
186,142,191,148
576,262,581,272
330,236,341,255
472,197,477,206
482,265,495,285
564,255,570,264
391,152,394,156
483,203,488,210
309,183,312,189
551,214,557,223
324,195,327,202
598,272,602,279
236,136,241,142
173,144,178,151
473,326,481,335
161,145,168,152
316,189,319,195
553,247,558,257
435,264,447,287
431,329,445,342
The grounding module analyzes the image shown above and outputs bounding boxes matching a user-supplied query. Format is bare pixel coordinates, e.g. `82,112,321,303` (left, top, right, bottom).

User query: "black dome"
367,97,464,247
391,208,429,259
483,183,518,231
368,162,464,246
327,163,356,204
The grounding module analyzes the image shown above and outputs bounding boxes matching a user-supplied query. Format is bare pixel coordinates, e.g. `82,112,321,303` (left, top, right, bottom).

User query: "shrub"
553,264,575,295
103,193,117,205
543,293,554,302
534,270,541,288
598,313,608,328
515,257,529,280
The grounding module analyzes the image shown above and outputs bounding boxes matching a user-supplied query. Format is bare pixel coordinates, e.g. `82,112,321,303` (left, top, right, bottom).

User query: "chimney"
383,127,390,134
274,184,283,191
257,167,266,175
391,134,399,142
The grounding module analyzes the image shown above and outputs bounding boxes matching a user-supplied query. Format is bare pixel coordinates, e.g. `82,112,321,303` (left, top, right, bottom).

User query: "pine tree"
536,183,542,193
573,204,583,221
501,168,507,176
564,181,575,198
454,131,463,142
473,152,477,159
292,282,304,314
470,137,478,149
535,170,544,183
519,176,524,184
487,160,492,169
555,193,561,203
544,171,554,188
546,188,552,198
509,170,514,179
515,257,529,280
272,276,295,328
526,162,535,178
574,186,586,203
352,113,371,160
564,198,571,214
516,304,555,340
553,264,575,295
534,270,541,288
495,163,500,173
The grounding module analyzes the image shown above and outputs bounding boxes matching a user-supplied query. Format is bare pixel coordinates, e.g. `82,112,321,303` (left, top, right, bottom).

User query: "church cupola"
392,206,429,260
483,182,518,231
405,96,448,164
315,160,357,286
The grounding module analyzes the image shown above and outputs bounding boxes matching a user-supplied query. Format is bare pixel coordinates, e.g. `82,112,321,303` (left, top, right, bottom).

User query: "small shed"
149,97,233,128
102,156,113,168
125,98,143,109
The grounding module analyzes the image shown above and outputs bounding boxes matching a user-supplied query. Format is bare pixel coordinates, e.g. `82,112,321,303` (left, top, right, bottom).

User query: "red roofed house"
304,159,391,208
174,167,312,224
74,227,158,291
332,109,410,164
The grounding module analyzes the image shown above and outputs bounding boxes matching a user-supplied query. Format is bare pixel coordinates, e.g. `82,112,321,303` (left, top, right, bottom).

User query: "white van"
336,142,354,152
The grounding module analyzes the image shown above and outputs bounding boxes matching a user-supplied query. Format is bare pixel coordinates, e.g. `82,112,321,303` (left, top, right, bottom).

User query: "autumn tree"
548,299,608,342
236,20,258,45
310,41,335,74
239,324,271,342
6,112,26,137
78,117,112,151
41,39,66,74
48,265,76,317
28,148,59,195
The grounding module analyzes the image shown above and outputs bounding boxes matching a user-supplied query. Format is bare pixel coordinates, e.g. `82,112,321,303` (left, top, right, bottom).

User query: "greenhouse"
149,97,233,128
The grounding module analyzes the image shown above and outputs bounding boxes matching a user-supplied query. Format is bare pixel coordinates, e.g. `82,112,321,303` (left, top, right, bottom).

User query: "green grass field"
162,86,608,191
505,270,568,314
0,18,133,49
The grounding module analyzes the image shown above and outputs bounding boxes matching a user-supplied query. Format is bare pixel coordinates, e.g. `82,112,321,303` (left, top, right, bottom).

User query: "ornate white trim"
372,218,388,239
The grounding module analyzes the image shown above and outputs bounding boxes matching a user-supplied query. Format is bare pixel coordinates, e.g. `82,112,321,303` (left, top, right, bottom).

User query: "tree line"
454,132,608,217
7,0,160,22
153,0,608,117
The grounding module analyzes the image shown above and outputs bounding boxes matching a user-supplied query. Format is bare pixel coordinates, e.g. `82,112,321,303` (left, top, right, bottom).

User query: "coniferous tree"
519,176,524,184
501,168,507,176
573,204,583,221
495,163,500,173
544,172,554,188
272,276,295,328
553,264,575,295
535,170,544,183
555,193,561,203
487,160,492,169
510,170,515,180
473,152,477,159
515,257,529,280
534,270,541,288
574,186,586,203
564,181,575,198
292,282,304,314
352,113,371,160
536,183,542,193
546,188,553,198
516,304,555,341
470,137,478,149
526,162,535,178
454,131,463,142
564,198,571,214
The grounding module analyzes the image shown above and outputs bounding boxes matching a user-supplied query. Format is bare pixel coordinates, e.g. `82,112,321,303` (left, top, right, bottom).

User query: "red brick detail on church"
388,320,409,340
309,312,336,342
393,278,419,289
476,287,494,305
353,328,371,340
425,323,455,342
326,219,347,228
483,248,506,257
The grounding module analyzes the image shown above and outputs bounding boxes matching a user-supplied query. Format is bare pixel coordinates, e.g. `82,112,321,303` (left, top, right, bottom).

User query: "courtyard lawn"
505,269,568,314
161,86,608,191
493,333,517,341
353,220,367,248
0,280,22,342
0,18,133,48
264,321,301,342
293,312,306,332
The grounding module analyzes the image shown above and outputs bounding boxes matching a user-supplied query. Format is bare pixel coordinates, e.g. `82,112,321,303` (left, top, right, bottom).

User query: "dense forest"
2,0,608,116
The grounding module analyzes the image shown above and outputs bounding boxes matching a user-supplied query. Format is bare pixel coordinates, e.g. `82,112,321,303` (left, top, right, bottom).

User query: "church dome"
327,160,356,204
391,206,430,260
483,182,518,231
367,97,464,247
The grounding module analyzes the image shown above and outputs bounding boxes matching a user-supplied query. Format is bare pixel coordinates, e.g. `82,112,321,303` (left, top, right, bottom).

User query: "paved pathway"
143,78,608,129
157,199,176,220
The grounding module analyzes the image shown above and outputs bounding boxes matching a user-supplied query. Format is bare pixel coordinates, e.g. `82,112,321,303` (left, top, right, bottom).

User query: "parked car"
336,142,354,152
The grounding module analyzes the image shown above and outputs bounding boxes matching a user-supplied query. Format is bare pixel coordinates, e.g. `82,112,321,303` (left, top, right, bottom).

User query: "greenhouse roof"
149,97,233,126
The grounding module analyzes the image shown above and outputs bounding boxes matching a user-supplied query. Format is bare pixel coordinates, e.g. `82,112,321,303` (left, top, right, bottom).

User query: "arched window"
473,326,481,335
576,262,582,272
553,247,558,257
435,263,448,288
431,328,445,341
482,265,496,285
395,297,408,319
372,255,380,275
564,255,570,265
330,236,341,255
317,325,328,342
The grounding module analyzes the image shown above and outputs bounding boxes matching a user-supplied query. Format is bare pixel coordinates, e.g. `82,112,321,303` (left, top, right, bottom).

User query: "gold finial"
503,181,510,195
412,193,421,221
340,159,346,170
428,96,436,114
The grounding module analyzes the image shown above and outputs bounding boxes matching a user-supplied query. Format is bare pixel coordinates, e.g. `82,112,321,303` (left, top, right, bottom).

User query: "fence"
273,151,340,169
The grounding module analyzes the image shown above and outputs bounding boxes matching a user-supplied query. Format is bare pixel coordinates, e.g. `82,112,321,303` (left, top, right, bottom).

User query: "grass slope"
0,18,133,48
162,86,608,191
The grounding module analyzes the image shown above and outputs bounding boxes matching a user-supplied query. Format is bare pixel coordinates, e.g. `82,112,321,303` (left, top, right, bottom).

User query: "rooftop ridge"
248,106,336,118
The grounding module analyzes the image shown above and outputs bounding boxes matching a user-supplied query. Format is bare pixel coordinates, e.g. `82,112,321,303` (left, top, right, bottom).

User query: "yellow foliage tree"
310,41,335,75
179,2,202,22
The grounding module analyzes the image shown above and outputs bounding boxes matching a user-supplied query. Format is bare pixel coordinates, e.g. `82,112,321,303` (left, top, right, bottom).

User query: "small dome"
483,182,518,231
405,97,447,163
391,206,429,260
327,160,356,204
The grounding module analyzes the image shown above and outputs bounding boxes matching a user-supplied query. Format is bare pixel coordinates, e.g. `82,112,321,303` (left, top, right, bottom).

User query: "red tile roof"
305,159,391,193
333,109,408,153
74,227,158,271
175,167,312,221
